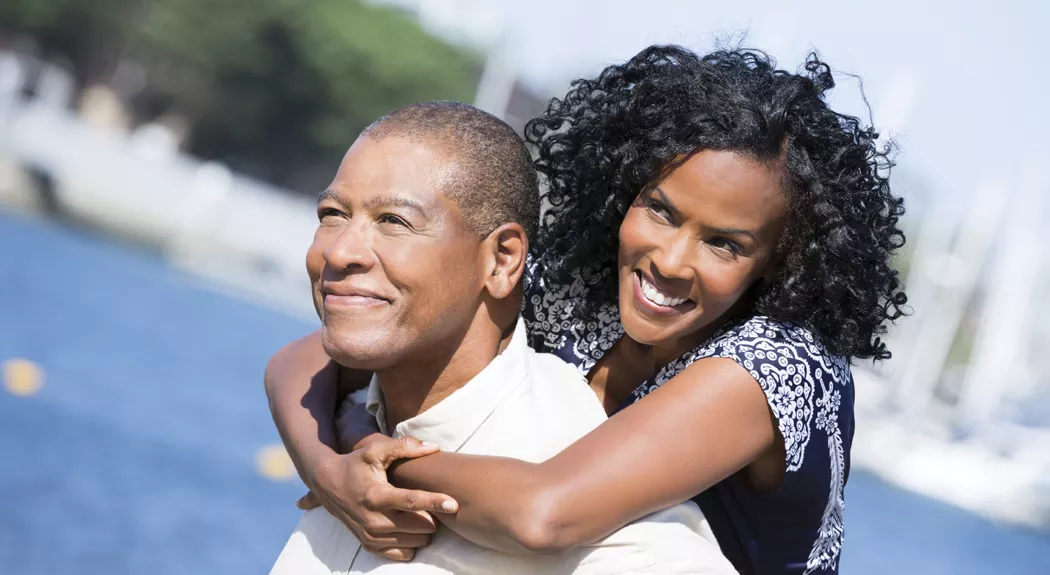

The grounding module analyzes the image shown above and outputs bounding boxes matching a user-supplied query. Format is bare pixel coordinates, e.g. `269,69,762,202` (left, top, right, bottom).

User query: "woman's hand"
297,435,459,561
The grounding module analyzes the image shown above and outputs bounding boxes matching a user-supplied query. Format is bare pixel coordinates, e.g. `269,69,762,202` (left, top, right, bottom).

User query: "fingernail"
441,500,459,513
421,441,440,449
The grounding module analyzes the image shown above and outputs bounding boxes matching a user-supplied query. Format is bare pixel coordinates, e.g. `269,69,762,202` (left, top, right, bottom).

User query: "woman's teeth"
639,274,687,307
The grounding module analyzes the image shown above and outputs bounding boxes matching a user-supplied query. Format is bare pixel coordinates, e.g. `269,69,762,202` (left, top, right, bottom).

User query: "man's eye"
317,208,343,222
378,214,409,227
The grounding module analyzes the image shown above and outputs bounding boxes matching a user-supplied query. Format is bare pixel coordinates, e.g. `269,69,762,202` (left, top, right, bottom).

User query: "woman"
265,45,907,575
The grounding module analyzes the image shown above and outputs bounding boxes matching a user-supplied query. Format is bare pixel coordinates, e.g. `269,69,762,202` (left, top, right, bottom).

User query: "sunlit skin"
616,150,788,366
307,137,483,371
306,135,531,430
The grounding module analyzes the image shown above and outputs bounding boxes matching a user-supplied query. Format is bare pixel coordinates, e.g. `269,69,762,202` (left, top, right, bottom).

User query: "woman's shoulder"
707,315,830,351
697,315,851,387
685,316,853,574
654,315,854,479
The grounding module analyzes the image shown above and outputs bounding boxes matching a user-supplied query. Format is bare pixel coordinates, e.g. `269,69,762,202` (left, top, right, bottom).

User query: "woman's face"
617,150,788,349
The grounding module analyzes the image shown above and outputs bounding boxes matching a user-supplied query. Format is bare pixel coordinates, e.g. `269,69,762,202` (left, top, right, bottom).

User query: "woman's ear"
482,222,528,300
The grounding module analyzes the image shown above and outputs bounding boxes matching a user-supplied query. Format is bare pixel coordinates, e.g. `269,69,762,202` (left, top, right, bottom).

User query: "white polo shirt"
270,319,735,575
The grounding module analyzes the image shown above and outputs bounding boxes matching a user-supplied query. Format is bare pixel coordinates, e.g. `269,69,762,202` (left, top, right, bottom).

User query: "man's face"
306,136,486,370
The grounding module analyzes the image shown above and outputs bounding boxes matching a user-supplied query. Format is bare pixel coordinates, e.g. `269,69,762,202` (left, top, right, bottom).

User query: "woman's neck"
588,311,750,412
587,336,653,413
651,321,722,371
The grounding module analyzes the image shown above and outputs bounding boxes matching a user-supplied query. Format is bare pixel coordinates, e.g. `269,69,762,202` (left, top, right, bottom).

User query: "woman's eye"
644,197,673,222
709,237,741,255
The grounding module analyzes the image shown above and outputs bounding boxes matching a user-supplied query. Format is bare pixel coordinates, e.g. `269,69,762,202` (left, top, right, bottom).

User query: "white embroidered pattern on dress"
804,359,848,574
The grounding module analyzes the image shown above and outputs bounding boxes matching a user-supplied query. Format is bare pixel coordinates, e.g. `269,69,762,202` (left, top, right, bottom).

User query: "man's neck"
376,315,515,431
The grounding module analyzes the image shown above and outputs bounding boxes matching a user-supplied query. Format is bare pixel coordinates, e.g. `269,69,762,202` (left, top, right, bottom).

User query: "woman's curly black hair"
523,45,908,360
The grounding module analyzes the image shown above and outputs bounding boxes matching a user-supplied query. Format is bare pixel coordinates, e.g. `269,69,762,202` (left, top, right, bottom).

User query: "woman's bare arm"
265,331,456,561
264,329,370,488
389,357,777,553
270,335,777,555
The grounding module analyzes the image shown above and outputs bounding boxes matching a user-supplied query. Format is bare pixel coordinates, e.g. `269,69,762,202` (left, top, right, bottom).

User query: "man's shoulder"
522,349,603,407
464,348,606,462
526,349,588,384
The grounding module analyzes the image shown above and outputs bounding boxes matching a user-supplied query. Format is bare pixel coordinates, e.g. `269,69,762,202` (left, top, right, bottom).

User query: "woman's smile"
616,150,786,347
632,270,696,315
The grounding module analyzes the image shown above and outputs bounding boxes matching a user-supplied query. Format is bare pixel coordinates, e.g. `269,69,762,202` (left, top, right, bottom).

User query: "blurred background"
1,0,1048,573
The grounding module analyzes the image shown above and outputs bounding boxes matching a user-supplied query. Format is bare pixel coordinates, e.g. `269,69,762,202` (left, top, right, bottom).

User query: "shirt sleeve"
702,317,851,491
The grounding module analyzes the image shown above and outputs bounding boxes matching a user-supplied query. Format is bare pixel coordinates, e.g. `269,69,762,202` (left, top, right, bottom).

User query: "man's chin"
325,348,399,372
321,331,399,371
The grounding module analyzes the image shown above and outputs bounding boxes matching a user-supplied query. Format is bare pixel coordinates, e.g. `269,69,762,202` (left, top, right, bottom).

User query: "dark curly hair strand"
524,45,908,360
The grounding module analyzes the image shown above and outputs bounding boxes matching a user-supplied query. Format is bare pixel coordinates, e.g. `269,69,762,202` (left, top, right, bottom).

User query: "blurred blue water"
1,212,1048,574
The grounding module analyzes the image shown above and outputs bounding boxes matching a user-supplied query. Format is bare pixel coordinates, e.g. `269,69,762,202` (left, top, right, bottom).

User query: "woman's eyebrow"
652,187,679,214
705,226,757,241
654,187,757,241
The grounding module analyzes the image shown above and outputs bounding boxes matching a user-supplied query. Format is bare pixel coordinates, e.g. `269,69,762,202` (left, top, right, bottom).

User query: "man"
269,102,735,574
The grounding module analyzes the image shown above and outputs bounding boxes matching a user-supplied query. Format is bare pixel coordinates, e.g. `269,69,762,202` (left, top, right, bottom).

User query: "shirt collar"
365,318,531,451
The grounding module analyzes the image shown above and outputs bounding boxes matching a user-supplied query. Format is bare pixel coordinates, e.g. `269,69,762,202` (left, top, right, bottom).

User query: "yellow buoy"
256,444,297,481
3,358,44,397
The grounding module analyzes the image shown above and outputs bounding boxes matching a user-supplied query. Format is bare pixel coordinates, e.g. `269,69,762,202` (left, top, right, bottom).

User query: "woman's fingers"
363,483,459,515
359,533,433,555
299,439,449,558
374,547,417,562
361,436,442,468
353,437,460,514
389,510,439,534
353,509,439,536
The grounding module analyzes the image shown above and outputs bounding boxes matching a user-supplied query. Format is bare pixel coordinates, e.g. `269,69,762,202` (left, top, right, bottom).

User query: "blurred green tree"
1,0,482,192
0,0,147,85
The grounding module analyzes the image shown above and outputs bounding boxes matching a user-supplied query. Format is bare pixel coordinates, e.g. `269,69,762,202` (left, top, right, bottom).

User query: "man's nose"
323,220,375,272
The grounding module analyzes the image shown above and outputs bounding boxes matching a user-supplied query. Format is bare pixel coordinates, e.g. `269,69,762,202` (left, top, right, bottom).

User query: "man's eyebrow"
364,195,430,218
317,189,337,204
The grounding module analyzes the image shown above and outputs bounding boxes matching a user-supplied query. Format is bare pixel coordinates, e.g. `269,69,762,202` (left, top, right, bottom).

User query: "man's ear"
482,222,528,300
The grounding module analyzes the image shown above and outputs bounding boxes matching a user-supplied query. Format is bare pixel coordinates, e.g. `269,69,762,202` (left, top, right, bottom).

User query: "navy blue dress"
520,255,855,575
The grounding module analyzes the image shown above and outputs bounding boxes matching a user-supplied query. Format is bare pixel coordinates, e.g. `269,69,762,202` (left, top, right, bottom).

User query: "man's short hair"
362,101,539,239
